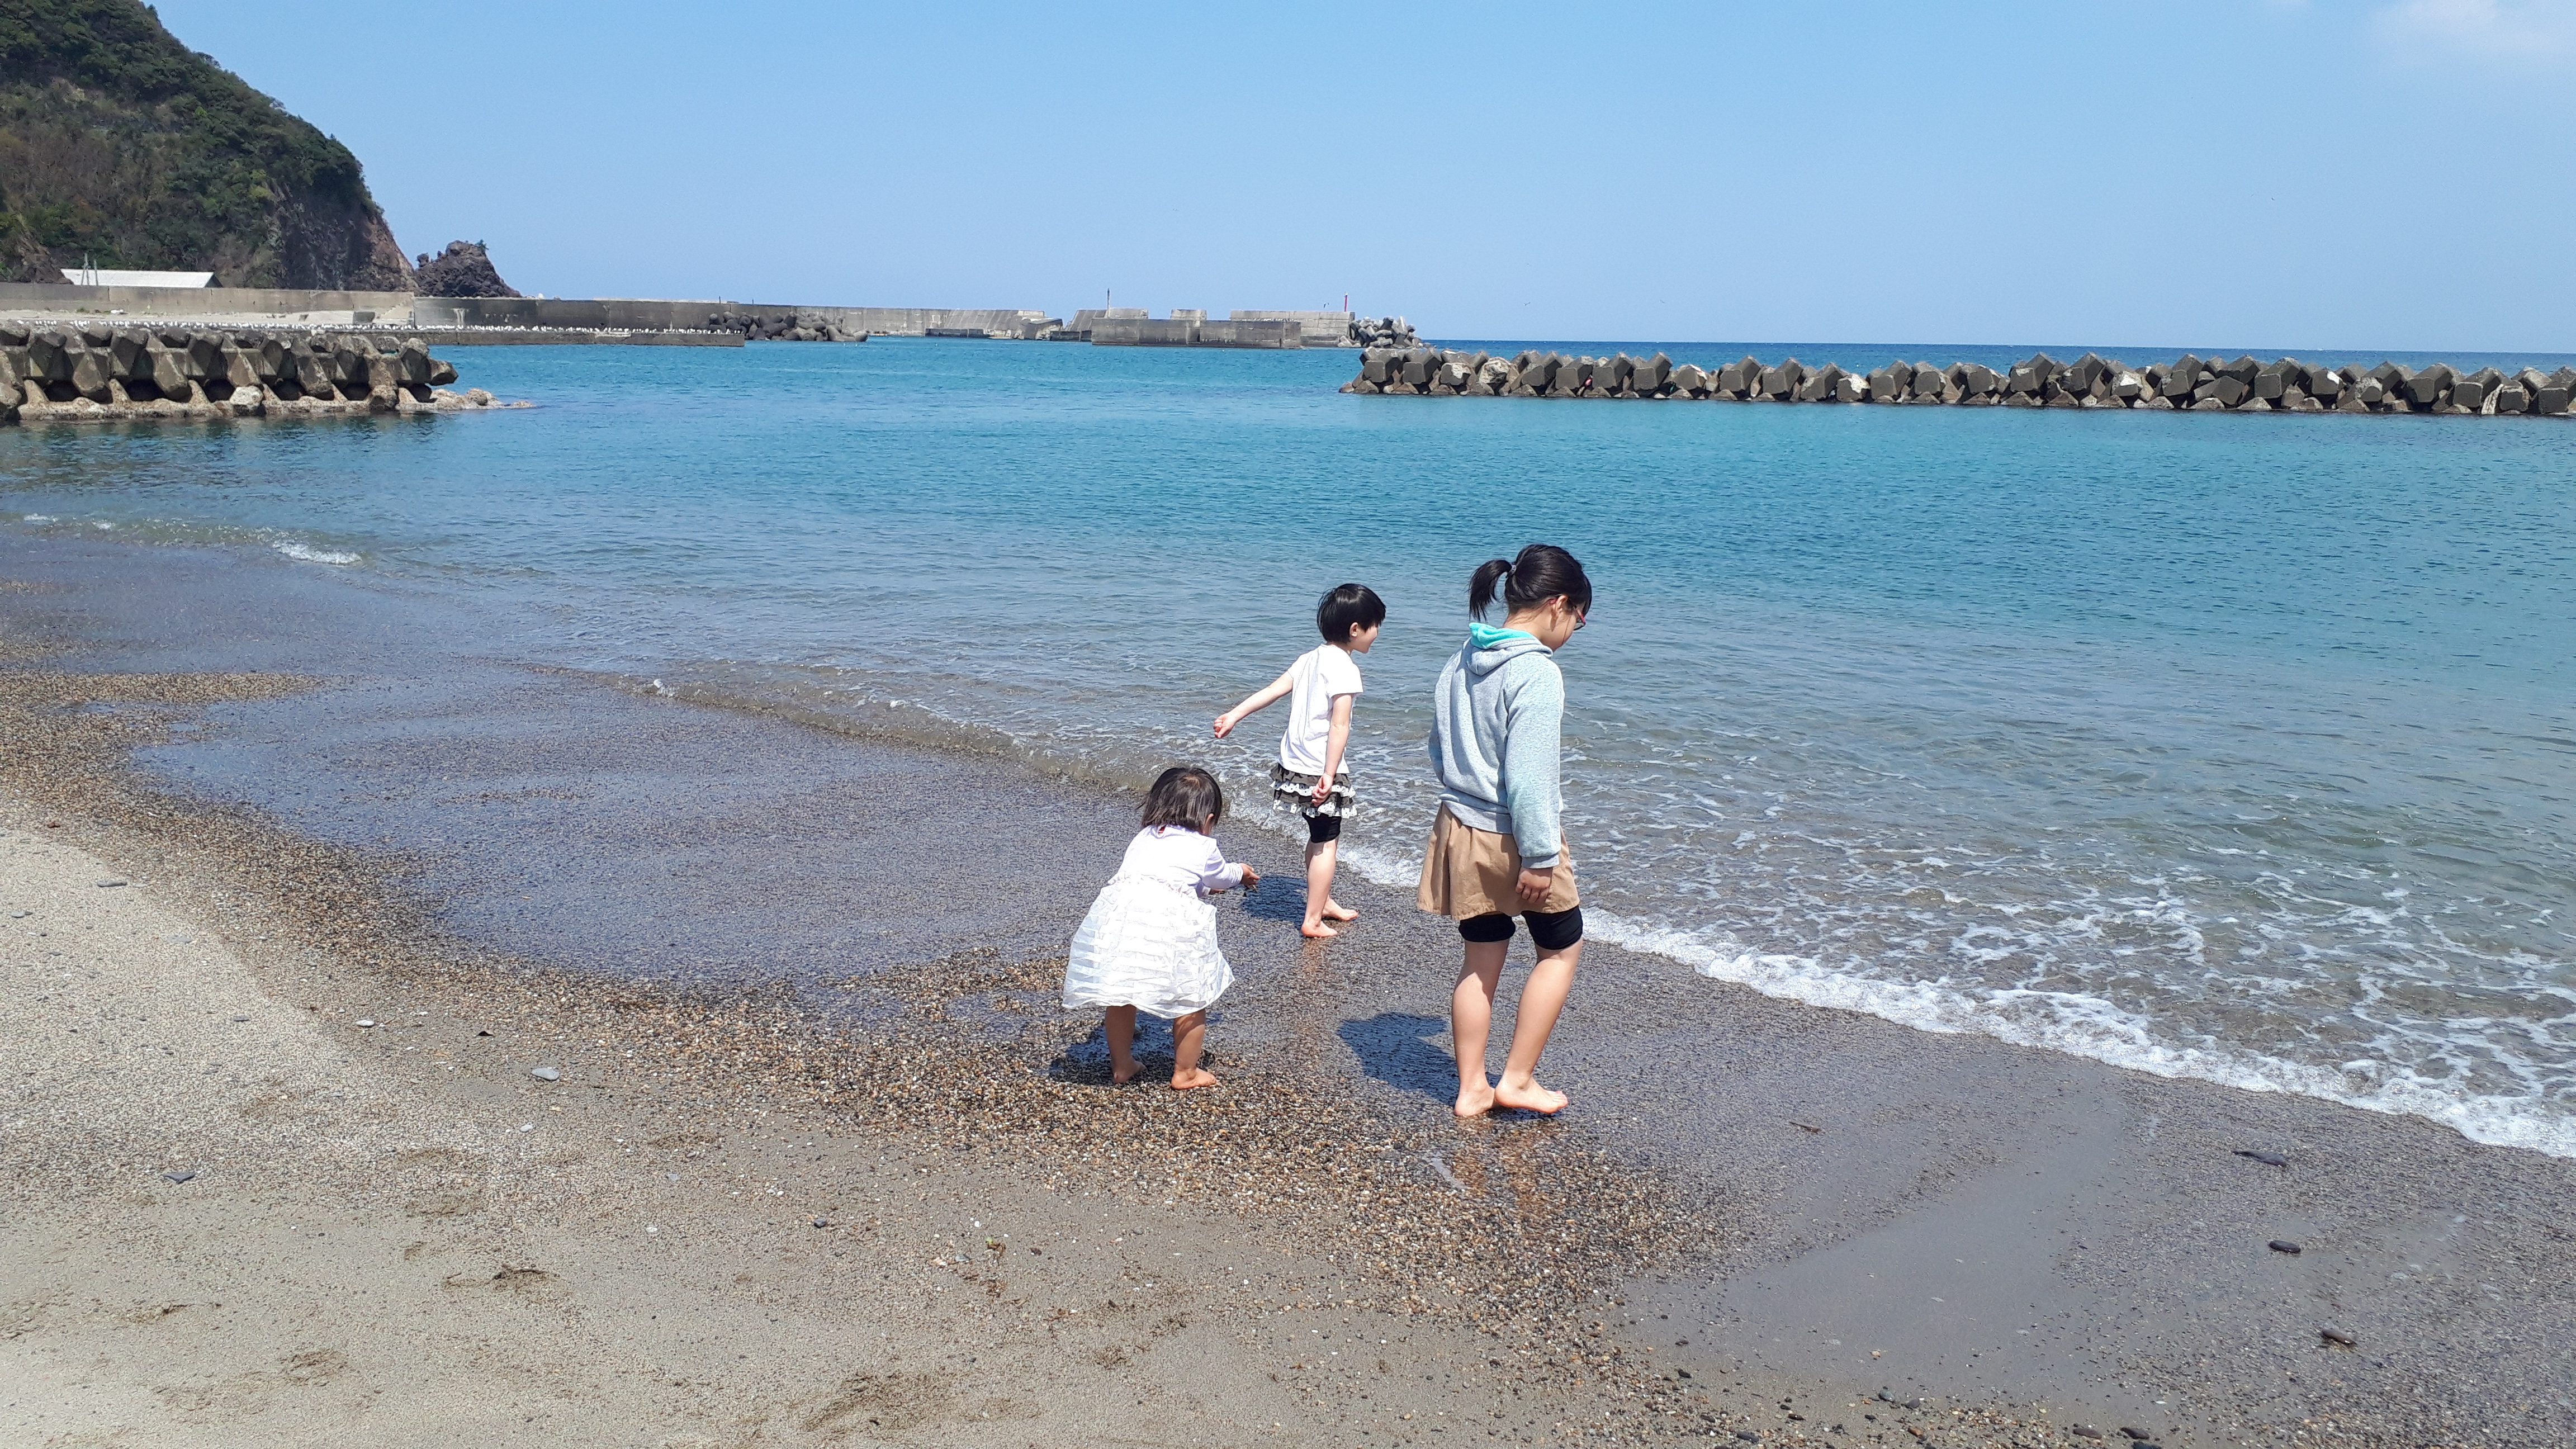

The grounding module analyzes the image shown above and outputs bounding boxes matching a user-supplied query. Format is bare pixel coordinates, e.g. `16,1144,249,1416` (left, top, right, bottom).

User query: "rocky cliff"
413,240,518,299
0,0,414,289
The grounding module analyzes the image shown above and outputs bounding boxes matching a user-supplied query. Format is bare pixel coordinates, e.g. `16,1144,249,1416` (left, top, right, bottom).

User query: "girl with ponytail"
1418,543,1593,1117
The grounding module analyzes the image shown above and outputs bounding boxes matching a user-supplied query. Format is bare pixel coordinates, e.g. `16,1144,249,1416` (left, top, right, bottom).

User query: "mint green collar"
1467,623,1536,648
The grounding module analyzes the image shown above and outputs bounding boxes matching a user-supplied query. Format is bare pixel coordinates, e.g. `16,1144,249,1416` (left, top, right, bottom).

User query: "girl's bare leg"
1170,1010,1217,1090
1301,840,1341,937
1494,940,1580,1114
1105,1005,1140,1085
1450,940,1508,1117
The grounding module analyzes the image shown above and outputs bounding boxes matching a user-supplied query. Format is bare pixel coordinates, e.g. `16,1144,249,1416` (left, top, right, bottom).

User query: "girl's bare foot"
1322,901,1360,922
1299,921,1338,939
1171,1067,1219,1091
1454,1081,1496,1118
1493,1077,1568,1115
1110,1060,1140,1085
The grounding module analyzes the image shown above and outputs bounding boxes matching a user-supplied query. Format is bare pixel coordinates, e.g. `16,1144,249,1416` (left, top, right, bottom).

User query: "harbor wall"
1347,347,2576,417
0,320,505,425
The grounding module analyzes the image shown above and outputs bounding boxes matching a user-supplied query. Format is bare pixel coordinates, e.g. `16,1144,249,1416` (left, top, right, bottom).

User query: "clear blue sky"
159,1,2574,352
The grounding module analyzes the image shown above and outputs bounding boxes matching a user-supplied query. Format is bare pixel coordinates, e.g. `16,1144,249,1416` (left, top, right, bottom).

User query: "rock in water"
2269,1239,2302,1254
415,240,523,299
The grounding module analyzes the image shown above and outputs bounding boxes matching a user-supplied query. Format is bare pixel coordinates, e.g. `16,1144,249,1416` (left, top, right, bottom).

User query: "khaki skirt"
1415,804,1580,920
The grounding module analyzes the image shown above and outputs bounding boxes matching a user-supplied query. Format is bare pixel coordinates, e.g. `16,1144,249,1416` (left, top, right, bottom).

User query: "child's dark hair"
1316,583,1386,643
1142,765,1225,831
1469,544,1593,621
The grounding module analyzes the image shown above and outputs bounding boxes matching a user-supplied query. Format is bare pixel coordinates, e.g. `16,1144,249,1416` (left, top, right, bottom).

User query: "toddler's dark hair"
1142,765,1225,831
1470,543,1593,621
1316,583,1386,643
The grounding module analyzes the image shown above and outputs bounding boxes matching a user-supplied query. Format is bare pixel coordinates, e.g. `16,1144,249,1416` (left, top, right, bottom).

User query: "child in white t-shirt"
1214,584,1386,939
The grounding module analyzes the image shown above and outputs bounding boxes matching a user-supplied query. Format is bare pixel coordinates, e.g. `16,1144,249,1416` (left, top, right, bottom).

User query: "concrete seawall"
1,322,509,425
1348,347,2576,416
0,283,1402,349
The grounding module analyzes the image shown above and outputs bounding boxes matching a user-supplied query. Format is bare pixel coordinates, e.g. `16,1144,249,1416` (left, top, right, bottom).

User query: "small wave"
21,514,55,524
274,541,362,566
1304,815,2576,1159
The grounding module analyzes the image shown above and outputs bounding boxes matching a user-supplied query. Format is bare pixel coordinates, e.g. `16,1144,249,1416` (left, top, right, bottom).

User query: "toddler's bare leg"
1494,940,1580,1115
1450,940,1508,1117
1169,1010,1217,1090
1105,1005,1139,1085
1301,840,1340,937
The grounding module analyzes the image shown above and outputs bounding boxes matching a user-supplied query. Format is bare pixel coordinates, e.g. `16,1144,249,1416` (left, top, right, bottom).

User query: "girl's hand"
1212,713,1237,739
1516,866,1553,906
1309,775,1333,806
1239,865,1261,890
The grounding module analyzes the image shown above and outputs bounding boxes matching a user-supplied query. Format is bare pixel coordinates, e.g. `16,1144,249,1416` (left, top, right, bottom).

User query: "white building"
60,268,216,288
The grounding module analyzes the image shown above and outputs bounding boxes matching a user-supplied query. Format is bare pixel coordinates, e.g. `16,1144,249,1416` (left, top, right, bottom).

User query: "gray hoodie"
1427,623,1568,868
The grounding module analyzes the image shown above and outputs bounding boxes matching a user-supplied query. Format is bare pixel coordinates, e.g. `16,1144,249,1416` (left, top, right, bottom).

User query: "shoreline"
7,531,2576,1446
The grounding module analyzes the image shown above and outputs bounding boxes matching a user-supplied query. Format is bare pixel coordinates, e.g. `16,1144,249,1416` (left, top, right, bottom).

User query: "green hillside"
0,0,414,288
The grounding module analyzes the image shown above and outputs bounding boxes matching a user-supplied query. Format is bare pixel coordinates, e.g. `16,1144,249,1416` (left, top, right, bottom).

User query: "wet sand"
5,532,2573,1447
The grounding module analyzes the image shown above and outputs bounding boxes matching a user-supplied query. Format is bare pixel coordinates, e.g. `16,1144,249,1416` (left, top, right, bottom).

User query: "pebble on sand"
94,879,126,888
2269,1239,2303,1254
355,1019,376,1028
160,1169,196,1183
531,1066,561,1081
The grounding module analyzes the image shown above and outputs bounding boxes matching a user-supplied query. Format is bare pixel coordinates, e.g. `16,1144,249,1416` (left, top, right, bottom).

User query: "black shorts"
1307,813,1342,845
1457,906,1584,951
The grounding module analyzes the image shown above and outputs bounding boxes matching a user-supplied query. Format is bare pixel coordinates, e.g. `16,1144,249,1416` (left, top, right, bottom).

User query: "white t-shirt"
1277,644,1363,776
1117,825,1245,897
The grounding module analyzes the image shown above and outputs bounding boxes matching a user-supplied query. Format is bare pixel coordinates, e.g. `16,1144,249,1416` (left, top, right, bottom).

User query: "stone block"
1517,354,1560,392
293,351,332,394
2253,359,2294,399
1361,349,1396,384
1835,373,1868,404
2492,382,2526,414
2302,366,2343,401
149,348,190,397
1867,363,1910,402
1669,363,1707,395
2196,375,2248,407
2354,377,2384,406
1598,354,1636,396
111,329,150,377
2452,367,2502,411
27,330,72,381
2141,395,2176,410
1400,349,1438,386
1633,353,1671,395
2405,364,2455,407
2218,354,2262,383
1955,362,2001,397
228,386,264,418
70,348,114,402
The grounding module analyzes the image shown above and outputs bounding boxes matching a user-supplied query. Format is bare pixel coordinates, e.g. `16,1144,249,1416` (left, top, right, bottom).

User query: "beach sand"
5,534,2573,1447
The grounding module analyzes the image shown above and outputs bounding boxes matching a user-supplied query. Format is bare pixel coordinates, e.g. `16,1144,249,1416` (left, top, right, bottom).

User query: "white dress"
1064,826,1244,1019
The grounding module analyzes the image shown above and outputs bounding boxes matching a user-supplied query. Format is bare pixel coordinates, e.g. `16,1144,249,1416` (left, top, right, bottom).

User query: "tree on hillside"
0,0,415,288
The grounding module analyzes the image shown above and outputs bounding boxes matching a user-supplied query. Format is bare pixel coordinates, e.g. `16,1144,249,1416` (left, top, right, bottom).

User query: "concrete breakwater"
1346,347,2576,416
1,323,509,425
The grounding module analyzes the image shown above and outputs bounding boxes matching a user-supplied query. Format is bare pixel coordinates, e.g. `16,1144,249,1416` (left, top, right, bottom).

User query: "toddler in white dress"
1064,766,1260,1089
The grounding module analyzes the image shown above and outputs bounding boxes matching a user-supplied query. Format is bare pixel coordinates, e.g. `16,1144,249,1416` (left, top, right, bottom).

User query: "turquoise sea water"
5,338,2573,1154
